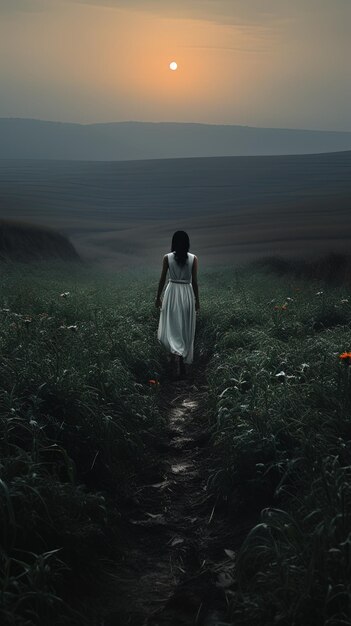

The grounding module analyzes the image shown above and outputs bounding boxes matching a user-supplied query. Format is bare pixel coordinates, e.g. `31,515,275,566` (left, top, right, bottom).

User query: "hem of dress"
165,347,194,365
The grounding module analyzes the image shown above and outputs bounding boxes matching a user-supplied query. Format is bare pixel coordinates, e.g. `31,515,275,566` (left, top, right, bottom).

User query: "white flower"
60,292,70,298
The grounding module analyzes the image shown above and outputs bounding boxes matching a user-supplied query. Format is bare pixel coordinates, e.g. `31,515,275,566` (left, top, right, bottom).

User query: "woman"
155,231,199,379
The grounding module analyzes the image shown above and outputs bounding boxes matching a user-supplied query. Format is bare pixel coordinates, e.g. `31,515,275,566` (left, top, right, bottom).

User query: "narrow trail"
100,369,241,626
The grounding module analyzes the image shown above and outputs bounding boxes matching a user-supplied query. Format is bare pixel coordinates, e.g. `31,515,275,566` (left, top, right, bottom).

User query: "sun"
169,61,178,71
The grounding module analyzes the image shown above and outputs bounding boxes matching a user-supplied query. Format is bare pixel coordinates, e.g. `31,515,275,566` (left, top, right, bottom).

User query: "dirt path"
99,372,238,626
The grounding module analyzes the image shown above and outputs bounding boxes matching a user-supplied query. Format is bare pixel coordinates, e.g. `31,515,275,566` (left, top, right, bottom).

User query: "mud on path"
98,370,243,626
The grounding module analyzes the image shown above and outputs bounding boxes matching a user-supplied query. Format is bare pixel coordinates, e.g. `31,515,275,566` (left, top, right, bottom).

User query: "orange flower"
338,352,351,363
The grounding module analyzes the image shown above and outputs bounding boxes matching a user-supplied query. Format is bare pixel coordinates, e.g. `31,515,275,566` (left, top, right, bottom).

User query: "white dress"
157,252,196,364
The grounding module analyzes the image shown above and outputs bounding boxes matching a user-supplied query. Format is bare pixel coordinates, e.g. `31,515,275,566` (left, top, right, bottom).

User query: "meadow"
1,260,351,625
0,263,165,624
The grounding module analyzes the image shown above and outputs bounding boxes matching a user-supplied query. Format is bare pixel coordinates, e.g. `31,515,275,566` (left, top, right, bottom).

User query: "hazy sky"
0,0,350,130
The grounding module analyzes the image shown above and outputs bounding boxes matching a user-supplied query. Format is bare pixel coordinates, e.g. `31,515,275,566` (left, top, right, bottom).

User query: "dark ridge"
1,118,351,160
0,220,80,262
255,252,351,286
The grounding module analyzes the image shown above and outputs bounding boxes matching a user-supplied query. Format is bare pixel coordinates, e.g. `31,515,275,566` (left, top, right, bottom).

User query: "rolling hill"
0,151,350,267
1,118,351,161
0,220,80,262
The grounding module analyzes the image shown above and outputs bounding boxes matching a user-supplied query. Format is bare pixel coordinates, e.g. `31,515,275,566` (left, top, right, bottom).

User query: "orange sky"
0,0,350,130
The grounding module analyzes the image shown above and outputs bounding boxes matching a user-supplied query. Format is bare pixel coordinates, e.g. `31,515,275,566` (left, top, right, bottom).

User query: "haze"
1,0,350,130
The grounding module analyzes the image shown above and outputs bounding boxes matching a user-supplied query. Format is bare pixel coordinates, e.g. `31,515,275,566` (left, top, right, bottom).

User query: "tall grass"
198,266,351,625
0,262,164,624
2,260,351,625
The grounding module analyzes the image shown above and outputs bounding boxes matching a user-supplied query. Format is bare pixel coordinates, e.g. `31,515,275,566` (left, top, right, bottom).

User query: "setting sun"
169,61,178,71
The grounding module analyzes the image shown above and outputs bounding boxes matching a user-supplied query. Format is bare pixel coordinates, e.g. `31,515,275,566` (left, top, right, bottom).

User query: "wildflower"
23,317,32,325
275,371,286,380
340,299,349,304
286,297,294,302
60,292,70,298
2,308,10,313
148,379,160,385
300,363,310,372
316,291,324,296
67,325,78,332
338,352,351,364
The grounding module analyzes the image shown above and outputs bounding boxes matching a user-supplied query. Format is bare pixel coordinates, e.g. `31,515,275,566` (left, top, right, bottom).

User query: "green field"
1,261,351,625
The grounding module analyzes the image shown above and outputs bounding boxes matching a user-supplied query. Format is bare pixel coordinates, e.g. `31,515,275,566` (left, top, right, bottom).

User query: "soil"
83,367,252,626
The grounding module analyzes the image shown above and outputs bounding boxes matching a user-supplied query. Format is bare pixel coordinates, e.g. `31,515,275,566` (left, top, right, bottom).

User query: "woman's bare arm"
192,256,200,311
155,255,169,308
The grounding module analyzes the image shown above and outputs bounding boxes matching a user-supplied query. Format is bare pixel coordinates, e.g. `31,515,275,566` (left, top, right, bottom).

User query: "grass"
0,262,164,625
199,265,351,625
1,259,351,624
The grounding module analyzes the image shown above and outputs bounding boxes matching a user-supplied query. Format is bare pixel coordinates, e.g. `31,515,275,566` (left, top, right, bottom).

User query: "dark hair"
171,230,190,266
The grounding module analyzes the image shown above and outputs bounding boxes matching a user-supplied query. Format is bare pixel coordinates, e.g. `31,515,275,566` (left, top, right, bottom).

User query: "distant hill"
0,220,80,262
1,118,351,161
